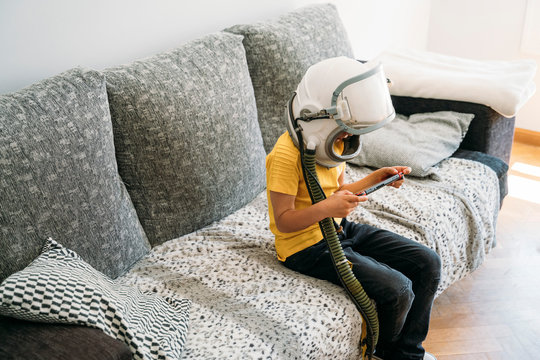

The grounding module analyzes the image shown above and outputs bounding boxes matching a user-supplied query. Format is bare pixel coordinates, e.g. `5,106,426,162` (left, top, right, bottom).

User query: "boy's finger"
354,194,368,202
343,194,360,202
398,166,412,174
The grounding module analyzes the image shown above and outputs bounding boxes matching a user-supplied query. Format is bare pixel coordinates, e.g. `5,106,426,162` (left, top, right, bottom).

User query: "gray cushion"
225,3,354,153
0,238,191,360
0,68,150,282
105,32,266,246
348,111,475,179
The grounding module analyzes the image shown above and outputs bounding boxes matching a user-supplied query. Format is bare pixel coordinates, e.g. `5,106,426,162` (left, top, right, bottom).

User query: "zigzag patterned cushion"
0,239,191,360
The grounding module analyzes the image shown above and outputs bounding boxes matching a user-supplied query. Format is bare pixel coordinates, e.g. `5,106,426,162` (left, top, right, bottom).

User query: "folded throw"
375,49,537,117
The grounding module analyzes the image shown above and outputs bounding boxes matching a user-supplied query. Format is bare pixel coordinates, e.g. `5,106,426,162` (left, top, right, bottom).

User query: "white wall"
334,0,431,60
427,0,539,132
2,0,537,131
2,0,536,131
0,0,430,94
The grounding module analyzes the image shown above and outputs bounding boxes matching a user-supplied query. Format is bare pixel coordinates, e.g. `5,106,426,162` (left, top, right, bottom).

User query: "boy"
266,57,441,360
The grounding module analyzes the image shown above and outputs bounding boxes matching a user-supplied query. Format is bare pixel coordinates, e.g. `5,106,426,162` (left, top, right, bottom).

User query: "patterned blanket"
119,157,499,359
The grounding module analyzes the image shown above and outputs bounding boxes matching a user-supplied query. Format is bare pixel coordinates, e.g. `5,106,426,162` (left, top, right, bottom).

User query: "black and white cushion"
0,238,191,360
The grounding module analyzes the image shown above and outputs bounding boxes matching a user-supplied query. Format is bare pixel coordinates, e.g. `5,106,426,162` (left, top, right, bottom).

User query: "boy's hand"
371,166,411,189
323,189,366,218
270,189,365,233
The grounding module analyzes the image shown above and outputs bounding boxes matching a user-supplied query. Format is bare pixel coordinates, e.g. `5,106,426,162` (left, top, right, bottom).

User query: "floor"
423,140,540,359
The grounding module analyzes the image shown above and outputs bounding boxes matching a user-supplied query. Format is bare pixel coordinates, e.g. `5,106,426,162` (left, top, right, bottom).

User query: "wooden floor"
423,140,540,359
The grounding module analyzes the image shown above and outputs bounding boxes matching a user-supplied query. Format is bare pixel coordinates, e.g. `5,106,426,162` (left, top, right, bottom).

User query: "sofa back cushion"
225,3,354,153
0,68,150,282
105,32,266,246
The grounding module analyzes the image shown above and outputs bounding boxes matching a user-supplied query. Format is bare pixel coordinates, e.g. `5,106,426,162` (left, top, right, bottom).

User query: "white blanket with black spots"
344,158,499,294
119,157,499,359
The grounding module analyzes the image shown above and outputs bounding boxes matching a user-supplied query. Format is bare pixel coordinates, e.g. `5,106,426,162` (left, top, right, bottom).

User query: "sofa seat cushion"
0,316,132,360
105,32,266,246
226,3,355,153
121,193,363,359
0,68,150,282
119,157,499,359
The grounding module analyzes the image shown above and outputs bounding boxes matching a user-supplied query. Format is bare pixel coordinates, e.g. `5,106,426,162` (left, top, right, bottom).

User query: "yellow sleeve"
266,136,301,196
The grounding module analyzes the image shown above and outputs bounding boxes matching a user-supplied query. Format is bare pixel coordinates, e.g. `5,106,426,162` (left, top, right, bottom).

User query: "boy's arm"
270,190,364,233
339,166,412,194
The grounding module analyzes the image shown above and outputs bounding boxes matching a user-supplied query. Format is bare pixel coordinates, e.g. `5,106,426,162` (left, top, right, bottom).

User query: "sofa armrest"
391,95,515,164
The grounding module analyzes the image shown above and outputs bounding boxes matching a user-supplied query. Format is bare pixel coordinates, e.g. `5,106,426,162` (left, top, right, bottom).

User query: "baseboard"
514,128,540,146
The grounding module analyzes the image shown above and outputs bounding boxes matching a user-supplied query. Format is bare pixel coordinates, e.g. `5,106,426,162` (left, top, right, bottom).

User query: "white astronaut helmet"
286,56,395,168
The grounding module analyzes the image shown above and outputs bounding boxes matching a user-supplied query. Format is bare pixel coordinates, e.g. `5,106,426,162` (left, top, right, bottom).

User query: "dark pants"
283,218,441,360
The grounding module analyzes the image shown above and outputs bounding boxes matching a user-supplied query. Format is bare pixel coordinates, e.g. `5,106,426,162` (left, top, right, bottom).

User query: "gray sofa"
0,4,511,359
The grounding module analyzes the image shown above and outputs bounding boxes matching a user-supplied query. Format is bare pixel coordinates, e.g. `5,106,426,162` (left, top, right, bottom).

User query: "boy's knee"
380,276,415,312
425,249,442,278
392,283,415,332
398,279,415,311
421,248,442,292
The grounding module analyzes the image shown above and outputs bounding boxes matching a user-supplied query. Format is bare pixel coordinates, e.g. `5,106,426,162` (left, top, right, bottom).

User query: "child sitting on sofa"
265,57,441,360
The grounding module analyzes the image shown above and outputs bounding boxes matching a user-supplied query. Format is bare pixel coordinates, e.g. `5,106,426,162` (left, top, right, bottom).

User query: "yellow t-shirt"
266,132,345,261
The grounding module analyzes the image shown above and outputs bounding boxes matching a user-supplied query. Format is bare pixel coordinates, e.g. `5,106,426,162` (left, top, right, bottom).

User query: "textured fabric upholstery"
226,3,354,153
453,149,509,207
105,32,266,246
0,68,150,282
391,95,516,164
348,111,475,179
0,316,132,360
390,95,512,205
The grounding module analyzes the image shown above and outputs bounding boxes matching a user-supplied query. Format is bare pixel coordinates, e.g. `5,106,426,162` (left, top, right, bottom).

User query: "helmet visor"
330,63,395,135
